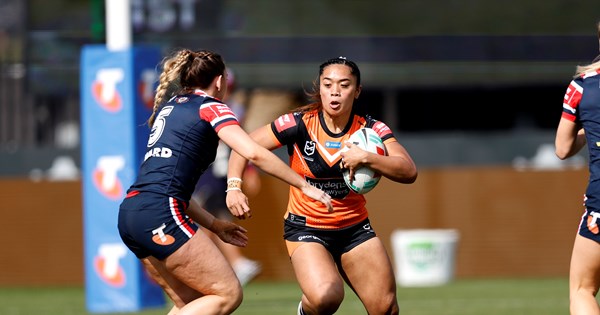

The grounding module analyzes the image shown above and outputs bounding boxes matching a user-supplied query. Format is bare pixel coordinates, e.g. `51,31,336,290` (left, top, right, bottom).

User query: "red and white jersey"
269,109,396,229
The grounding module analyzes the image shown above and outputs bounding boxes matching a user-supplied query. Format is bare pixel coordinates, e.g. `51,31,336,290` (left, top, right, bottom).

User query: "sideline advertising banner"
80,45,164,313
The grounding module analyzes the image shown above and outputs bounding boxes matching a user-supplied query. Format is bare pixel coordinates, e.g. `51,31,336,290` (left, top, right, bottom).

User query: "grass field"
0,277,571,315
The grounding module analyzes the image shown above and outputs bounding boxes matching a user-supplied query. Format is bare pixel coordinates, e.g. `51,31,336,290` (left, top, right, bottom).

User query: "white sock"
297,301,306,315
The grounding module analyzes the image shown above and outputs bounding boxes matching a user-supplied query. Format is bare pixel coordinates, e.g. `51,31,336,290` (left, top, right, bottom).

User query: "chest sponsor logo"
325,141,341,149
306,177,350,199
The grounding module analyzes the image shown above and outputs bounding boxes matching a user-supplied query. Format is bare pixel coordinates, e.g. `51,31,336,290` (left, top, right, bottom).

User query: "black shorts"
193,168,230,219
284,215,377,260
118,191,199,260
578,206,600,242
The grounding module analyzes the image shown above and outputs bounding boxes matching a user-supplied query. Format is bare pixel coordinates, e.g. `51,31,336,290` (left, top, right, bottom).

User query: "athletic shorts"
578,206,600,242
193,169,230,219
118,191,199,260
283,214,376,260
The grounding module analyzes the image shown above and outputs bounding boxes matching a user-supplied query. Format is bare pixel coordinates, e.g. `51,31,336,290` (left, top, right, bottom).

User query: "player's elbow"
242,147,261,165
403,168,418,184
555,146,570,160
243,144,275,168
392,166,417,184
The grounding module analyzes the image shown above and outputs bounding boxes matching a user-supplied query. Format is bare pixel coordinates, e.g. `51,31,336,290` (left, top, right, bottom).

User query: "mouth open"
329,101,341,109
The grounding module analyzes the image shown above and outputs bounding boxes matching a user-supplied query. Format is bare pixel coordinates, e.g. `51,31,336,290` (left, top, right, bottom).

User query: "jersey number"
147,106,174,147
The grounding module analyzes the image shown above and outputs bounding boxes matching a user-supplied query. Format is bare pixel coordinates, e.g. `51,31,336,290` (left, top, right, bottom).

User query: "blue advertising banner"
80,45,165,313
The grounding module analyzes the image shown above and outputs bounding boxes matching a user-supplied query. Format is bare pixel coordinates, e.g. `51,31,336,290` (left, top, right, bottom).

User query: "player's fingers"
236,225,248,233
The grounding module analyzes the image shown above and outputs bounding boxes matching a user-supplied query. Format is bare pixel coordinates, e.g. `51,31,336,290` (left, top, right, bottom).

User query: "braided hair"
148,49,226,127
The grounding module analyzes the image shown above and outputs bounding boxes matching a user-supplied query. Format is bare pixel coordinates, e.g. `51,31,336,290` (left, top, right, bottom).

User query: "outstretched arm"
186,198,248,247
220,124,333,219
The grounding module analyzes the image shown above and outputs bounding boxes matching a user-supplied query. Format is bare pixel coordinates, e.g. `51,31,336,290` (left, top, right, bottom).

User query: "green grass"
0,278,572,315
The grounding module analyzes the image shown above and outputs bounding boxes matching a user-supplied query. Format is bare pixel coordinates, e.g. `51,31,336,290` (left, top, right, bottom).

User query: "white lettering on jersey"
144,147,173,161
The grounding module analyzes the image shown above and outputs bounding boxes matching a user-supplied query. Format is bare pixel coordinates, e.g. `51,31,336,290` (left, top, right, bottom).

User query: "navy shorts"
284,215,377,261
118,191,199,260
193,168,230,219
578,206,600,242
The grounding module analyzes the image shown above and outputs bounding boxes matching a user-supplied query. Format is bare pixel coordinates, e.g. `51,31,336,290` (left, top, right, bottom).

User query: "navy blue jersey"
127,89,239,202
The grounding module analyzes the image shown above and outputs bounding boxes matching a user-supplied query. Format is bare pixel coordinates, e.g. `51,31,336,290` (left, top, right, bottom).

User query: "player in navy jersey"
117,49,332,315
226,57,417,315
555,21,600,315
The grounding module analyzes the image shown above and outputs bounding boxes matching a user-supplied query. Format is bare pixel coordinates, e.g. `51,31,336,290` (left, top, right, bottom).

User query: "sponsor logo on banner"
93,155,125,200
92,68,124,113
94,243,127,287
139,69,157,110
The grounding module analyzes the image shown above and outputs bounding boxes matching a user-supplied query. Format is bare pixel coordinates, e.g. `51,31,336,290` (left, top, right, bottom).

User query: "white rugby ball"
342,128,387,194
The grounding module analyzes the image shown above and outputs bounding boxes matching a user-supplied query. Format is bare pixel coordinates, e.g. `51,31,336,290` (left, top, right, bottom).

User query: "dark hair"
298,56,361,113
148,49,226,126
318,56,361,86
179,50,226,91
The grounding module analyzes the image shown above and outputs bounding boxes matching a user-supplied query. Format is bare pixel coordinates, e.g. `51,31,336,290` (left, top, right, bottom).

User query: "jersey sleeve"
270,112,301,145
561,78,583,122
200,100,240,132
369,119,396,143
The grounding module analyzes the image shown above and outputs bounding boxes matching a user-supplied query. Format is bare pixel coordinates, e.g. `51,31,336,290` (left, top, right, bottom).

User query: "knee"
305,283,344,314
368,292,399,315
222,282,244,313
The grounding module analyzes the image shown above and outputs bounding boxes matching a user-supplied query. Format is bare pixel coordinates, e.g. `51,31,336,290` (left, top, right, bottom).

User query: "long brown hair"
148,49,226,127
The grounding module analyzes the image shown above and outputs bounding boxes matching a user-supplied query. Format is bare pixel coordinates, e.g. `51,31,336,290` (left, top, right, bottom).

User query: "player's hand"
226,190,252,219
211,218,248,247
340,142,365,183
300,184,333,213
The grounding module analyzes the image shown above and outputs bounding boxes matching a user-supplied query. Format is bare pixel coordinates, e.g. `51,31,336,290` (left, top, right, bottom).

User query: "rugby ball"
342,128,387,194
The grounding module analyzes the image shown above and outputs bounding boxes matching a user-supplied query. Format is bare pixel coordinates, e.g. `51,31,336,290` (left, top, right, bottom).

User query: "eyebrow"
322,77,351,83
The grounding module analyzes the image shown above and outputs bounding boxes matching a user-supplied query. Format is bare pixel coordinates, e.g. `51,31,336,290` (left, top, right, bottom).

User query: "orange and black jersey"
269,109,397,229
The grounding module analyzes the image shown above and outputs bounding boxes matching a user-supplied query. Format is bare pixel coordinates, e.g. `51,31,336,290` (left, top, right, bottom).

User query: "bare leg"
341,237,399,315
289,242,344,315
204,227,262,286
142,232,243,315
570,234,600,315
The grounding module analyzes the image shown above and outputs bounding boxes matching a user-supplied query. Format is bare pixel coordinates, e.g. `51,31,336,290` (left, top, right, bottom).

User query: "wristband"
225,187,242,192
227,177,243,183
227,177,243,190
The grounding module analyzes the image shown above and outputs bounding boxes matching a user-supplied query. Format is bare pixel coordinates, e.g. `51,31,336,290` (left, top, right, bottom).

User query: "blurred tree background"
1,0,599,176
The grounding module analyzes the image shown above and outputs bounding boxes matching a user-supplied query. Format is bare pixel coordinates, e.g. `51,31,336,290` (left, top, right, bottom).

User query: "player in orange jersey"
226,56,417,315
